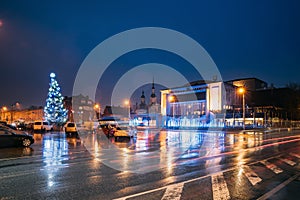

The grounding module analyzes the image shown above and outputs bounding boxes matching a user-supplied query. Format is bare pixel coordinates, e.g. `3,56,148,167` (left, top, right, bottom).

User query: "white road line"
260,160,283,174
289,152,300,159
243,165,262,186
0,171,37,180
280,158,296,166
113,154,282,200
161,182,184,200
257,172,300,200
0,155,41,162
113,197,126,200
211,172,230,200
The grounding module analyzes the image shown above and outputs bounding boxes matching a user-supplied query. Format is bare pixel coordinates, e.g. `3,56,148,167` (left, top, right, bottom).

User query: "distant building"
131,79,161,127
135,91,147,114
161,80,237,128
102,105,128,118
0,107,44,124
148,81,160,114
226,78,269,116
96,76,300,128
63,96,73,121
226,78,300,126
238,87,300,127
251,87,300,124
66,94,96,124
226,77,268,91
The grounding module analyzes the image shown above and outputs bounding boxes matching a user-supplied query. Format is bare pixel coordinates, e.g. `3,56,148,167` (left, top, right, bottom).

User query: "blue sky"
0,0,299,107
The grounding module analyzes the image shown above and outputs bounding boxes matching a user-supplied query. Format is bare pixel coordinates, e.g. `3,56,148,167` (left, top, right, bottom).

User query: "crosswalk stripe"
280,158,296,166
260,160,283,174
161,182,184,200
243,165,262,185
289,153,300,159
113,154,286,200
211,172,230,200
257,172,300,200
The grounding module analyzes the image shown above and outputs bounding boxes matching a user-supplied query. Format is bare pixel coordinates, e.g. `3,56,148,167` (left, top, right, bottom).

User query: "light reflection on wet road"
0,129,300,199
81,129,300,173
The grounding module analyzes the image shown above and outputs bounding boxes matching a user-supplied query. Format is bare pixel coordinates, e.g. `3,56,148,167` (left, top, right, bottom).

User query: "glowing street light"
168,95,175,118
124,100,130,119
238,87,246,130
1,106,7,121
168,95,175,102
2,106,7,112
238,87,245,95
94,103,100,119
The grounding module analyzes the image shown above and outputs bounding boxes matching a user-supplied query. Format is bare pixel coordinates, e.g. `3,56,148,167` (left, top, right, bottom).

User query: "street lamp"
168,95,175,118
94,104,100,120
238,87,246,130
2,106,7,111
124,100,130,120
1,106,7,121
168,95,174,117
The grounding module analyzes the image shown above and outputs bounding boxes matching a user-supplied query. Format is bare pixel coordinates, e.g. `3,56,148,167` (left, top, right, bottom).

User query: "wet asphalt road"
1,129,300,200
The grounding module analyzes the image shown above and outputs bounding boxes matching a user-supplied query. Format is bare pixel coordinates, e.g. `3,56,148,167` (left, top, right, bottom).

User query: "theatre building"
160,80,237,128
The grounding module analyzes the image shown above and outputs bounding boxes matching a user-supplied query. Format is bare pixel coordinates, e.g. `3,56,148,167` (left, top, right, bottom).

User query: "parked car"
64,122,78,137
76,123,94,134
1,124,31,134
0,122,17,130
33,121,53,132
25,122,34,131
97,124,116,137
0,125,34,147
114,126,137,141
16,122,26,131
0,121,7,126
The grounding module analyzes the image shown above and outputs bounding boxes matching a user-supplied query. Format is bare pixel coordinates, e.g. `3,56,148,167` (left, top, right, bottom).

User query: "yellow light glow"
2,106,7,111
124,100,129,105
94,104,99,109
238,87,245,94
168,95,174,102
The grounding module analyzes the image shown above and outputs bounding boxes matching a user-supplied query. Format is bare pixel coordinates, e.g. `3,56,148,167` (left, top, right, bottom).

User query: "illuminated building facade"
0,107,44,124
71,94,96,124
161,80,236,128
131,80,161,127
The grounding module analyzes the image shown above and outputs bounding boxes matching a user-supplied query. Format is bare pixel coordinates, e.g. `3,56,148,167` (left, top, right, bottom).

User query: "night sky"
0,0,299,108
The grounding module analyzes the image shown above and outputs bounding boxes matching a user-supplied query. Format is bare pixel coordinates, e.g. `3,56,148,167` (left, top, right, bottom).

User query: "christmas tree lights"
44,73,67,124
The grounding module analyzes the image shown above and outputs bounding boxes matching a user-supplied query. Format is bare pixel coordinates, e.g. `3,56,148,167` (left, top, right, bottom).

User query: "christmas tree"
44,73,68,124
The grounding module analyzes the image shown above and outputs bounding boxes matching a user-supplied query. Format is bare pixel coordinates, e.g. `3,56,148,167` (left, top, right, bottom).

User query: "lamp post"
1,106,7,121
238,87,246,130
168,95,175,118
168,95,176,128
94,104,100,120
124,100,130,120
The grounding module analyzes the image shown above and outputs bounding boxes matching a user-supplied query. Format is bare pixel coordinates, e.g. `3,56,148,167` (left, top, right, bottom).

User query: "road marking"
161,182,184,200
211,172,230,200
0,171,37,180
243,165,262,185
0,155,40,162
289,152,300,159
280,158,296,166
260,160,283,174
113,154,282,200
257,172,300,200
